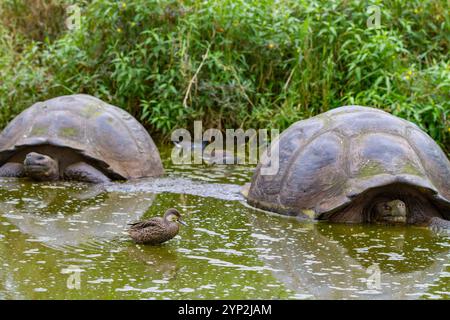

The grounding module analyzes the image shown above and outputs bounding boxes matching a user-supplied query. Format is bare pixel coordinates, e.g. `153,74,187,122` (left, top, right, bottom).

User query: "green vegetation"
0,0,449,153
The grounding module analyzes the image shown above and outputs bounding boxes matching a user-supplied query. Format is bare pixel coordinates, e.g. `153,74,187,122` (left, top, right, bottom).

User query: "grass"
0,0,449,154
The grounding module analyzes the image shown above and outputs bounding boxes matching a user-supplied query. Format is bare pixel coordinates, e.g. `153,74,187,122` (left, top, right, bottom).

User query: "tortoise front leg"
64,162,111,184
428,217,450,234
0,163,25,177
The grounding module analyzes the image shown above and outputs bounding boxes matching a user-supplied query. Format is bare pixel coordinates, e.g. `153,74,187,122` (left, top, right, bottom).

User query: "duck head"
164,208,188,226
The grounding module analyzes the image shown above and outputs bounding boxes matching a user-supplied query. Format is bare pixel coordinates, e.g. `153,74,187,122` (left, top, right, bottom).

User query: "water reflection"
126,245,180,280
160,146,254,185
0,147,448,299
248,210,450,299
0,179,155,248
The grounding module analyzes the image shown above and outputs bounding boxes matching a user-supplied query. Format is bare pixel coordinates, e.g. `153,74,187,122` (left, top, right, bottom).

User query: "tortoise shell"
0,94,164,179
246,106,450,219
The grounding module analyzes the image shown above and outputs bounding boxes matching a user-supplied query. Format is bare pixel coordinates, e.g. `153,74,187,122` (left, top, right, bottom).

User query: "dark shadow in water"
248,209,449,299
126,245,180,281
0,179,156,248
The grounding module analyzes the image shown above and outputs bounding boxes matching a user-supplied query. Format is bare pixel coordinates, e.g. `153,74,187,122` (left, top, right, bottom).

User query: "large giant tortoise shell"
0,94,164,180
246,106,450,222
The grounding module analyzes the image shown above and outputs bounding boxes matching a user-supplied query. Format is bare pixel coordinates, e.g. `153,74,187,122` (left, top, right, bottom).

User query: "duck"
128,208,187,245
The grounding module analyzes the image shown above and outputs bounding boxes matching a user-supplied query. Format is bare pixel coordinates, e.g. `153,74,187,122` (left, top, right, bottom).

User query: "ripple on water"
106,177,244,202
0,154,449,299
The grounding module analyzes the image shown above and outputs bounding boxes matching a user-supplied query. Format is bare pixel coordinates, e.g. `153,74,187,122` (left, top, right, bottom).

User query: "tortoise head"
164,208,187,226
373,199,407,224
23,152,59,181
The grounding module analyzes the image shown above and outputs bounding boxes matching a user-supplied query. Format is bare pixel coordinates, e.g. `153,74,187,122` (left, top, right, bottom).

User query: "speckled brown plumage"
128,208,185,245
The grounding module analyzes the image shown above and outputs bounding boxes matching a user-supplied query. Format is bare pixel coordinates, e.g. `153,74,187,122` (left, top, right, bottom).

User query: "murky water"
0,146,448,299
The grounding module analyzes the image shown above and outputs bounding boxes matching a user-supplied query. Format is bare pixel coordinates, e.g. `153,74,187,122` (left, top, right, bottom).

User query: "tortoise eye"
384,205,391,211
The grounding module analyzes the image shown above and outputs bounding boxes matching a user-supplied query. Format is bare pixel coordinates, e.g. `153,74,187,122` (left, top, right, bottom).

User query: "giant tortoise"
0,94,164,183
243,106,450,231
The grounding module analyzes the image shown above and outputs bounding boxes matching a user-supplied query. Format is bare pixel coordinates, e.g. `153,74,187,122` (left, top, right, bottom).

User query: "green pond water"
0,147,448,299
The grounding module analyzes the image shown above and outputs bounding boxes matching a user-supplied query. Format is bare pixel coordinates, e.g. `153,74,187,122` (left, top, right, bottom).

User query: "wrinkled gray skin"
374,200,408,224
374,199,450,233
0,150,110,183
427,217,450,234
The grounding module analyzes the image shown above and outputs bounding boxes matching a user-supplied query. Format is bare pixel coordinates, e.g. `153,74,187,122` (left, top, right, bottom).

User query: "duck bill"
178,219,188,226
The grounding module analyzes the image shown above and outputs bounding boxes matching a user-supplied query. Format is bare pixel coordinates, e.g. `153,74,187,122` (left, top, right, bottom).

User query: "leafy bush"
0,0,449,153
0,0,67,41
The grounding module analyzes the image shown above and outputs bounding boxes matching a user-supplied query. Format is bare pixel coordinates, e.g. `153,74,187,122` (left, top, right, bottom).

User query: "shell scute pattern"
0,94,164,180
247,106,450,218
